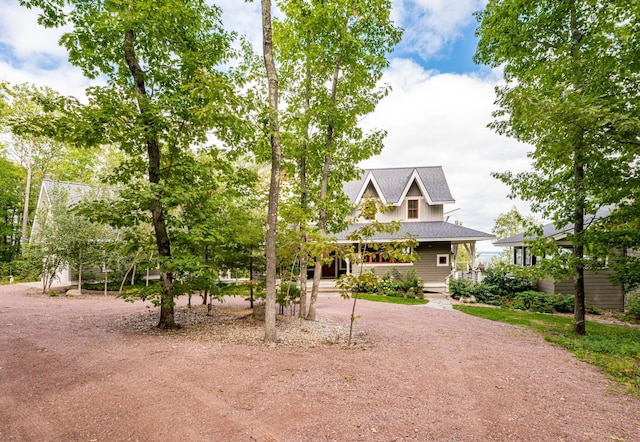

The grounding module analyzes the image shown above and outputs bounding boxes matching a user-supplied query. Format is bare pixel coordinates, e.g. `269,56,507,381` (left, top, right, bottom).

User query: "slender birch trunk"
261,0,282,342
20,142,33,256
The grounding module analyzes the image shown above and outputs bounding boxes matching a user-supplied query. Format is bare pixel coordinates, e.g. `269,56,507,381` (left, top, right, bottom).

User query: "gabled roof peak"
344,166,455,206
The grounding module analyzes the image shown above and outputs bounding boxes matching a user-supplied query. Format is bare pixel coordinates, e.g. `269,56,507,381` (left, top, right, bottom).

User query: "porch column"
469,242,476,269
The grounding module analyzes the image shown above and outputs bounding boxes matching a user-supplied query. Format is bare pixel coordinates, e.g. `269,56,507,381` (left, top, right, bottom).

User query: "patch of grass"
355,293,428,305
455,305,640,398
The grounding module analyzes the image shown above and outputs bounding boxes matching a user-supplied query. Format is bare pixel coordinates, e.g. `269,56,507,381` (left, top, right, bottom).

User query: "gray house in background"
30,179,100,286
493,208,625,310
324,167,494,291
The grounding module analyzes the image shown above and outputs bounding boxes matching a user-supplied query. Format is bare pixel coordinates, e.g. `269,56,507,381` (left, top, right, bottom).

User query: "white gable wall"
351,199,445,222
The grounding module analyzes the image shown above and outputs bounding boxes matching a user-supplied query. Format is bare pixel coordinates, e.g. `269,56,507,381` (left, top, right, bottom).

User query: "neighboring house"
31,179,163,288
31,179,95,241
493,208,625,310
327,166,494,291
31,179,102,286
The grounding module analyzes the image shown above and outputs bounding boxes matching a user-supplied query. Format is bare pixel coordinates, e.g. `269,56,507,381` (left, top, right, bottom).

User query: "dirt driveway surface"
1,284,639,441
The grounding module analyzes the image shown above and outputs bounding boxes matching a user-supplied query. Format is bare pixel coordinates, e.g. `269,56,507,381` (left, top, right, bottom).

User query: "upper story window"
407,199,419,219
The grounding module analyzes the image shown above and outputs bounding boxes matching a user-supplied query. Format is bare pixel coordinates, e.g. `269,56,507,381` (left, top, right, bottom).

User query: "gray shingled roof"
43,179,97,206
42,179,112,208
344,167,455,205
335,221,495,243
493,207,612,247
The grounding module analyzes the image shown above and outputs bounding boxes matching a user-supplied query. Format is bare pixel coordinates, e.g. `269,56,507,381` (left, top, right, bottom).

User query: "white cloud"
394,0,486,60
360,58,534,239
0,60,93,100
212,0,264,49
0,0,69,59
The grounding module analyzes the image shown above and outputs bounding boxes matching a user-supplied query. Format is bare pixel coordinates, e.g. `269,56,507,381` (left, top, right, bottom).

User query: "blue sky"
0,0,533,248
420,22,482,74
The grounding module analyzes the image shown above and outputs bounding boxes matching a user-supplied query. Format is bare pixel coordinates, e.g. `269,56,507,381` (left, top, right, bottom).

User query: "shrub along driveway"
1,283,639,441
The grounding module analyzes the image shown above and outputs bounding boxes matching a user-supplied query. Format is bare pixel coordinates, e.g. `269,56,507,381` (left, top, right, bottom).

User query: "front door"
321,257,337,278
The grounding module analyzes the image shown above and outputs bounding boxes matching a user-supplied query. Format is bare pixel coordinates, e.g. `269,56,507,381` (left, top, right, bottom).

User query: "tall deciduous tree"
475,0,640,335
260,0,283,342
492,207,536,242
23,0,238,328
0,157,23,263
274,0,402,320
0,83,80,256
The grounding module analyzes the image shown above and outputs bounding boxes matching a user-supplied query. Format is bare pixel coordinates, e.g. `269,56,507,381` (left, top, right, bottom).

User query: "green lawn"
455,305,640,398
355,293,429,305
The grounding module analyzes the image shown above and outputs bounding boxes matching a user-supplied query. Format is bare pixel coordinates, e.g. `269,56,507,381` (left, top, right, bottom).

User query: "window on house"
407,199,418,219
437,254,449,267
364,245,412,264
514,247,523,265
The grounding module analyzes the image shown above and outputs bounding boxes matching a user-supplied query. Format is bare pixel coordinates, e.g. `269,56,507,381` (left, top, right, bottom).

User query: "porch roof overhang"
333,221,495,244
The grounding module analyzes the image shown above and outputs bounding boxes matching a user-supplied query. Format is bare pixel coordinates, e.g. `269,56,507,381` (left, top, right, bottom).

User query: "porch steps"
305,280,340,295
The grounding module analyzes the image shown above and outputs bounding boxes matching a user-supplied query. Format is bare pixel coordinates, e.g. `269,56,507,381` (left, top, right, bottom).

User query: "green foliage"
492,206,537,241
120,282,163,305
337,200,419,345
625,294,640,321
448,278,478,298
22,0,244,328
480,266,533,298
277,281,301,309
456,306,640,398
512,291,574,314
0,157,24,262
0,258,39,283
336,271,380,296
379,268,423,298
449,269,573,313
475,0,640,334
272,0,403,323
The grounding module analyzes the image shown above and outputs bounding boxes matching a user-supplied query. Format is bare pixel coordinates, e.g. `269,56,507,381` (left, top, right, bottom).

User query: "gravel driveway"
1,283,638,441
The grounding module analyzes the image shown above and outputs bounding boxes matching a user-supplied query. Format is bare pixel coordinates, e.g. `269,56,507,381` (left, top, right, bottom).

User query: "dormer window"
407,199,419,219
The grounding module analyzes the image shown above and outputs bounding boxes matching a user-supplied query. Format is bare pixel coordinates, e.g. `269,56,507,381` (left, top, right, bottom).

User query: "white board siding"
426,204,443,222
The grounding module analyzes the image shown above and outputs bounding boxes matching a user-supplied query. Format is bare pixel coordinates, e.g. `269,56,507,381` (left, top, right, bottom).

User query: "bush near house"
449,267,574,313
625,294,640,321
379,268,424,299
480,266,533,297
337,268,424,299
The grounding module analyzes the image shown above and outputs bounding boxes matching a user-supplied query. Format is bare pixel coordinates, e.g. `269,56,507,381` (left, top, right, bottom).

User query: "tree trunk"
307,154,330,321
103,265,108,296
122,27,176,328
308,58,340,321
573,158,586,335
298,234,309,318
298,59,311,319
249,255,254,309
261,0,282,342
119,264,133,295
569,5,585,336
348,292,359,346
20,143,32,257
41,257,49,294
77,252,82,293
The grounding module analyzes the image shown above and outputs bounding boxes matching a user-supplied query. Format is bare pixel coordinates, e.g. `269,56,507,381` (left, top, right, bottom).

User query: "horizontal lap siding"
537,270,623,310
414,242,451,287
